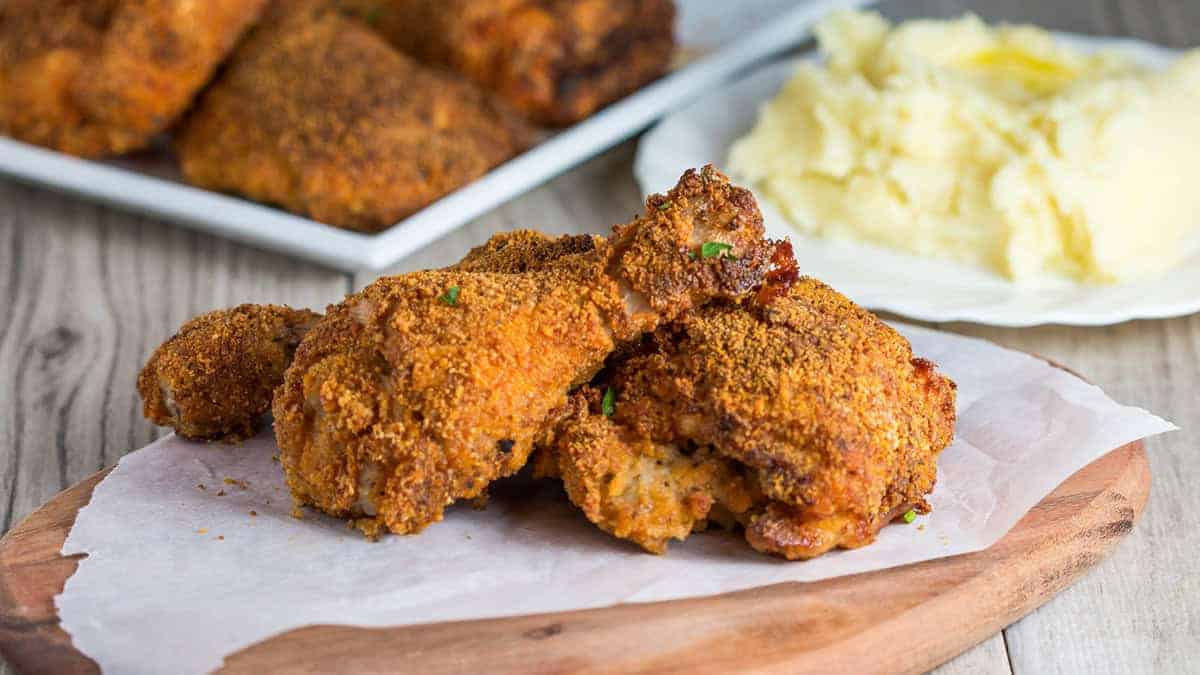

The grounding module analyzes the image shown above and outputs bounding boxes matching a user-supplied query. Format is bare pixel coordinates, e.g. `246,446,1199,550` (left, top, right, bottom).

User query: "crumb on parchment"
352,518,383,541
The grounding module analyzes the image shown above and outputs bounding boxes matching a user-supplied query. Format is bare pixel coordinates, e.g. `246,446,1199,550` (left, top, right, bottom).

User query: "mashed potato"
728,11,1200,284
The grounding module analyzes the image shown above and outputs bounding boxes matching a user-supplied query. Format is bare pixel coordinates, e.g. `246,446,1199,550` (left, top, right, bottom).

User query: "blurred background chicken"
338,0,676,125
0,0,268,156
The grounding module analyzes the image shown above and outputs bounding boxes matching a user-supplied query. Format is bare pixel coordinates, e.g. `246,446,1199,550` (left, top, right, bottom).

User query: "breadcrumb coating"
136,230,600,444
137,304,320,442
0,0,267,156
455,230,598,273
539,391,758,554
542,278,957,558
273,167,776,535
175,1,533,232
341,0,676,125
613,166,776,320
275,267,622,535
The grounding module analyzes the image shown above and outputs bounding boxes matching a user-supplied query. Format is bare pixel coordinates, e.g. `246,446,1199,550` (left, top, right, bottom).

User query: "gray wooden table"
2,0,1197,672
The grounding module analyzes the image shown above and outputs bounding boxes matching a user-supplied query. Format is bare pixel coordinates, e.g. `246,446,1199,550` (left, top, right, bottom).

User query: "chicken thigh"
540,277,957,558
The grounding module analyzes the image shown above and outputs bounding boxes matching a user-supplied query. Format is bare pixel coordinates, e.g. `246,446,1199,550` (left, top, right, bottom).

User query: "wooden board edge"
0,470,108,675
832,439,1151,675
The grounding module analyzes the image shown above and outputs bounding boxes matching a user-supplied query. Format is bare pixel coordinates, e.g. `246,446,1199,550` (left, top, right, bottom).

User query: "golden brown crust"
135,231,598,446
342,0,676,126
613,166,779,324
137,304,321,442
274,267,624,534
175,2,534,233
545,278,957,559
743,500,917,561
454,230,599,274
540,391,757,554
274,167,773,536
0,0,267,157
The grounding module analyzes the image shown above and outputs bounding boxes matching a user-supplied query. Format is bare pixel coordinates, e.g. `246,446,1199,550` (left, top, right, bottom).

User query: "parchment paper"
57,324,1174,674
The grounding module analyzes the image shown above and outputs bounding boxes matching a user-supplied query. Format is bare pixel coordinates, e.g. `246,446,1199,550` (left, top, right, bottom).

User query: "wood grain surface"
0,444,1149,674
0,0,1197,673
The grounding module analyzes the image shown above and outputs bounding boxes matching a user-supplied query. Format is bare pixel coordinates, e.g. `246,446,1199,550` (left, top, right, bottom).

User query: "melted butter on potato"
729,11,1200,284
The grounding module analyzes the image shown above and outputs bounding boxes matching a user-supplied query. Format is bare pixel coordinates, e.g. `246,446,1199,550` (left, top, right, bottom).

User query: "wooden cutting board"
0,441,1148,674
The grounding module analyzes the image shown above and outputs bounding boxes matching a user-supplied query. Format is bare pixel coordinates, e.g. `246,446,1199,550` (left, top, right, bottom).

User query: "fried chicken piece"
541,278,957,558
175,2,533,233
539,392,758,553
137,304,321,442
136,230,595,443
0,0,267,157
273,166,781,536
340,0,676,126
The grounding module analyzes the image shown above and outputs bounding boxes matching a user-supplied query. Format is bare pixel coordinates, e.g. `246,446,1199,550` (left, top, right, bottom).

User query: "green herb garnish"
902,509,917,524
439,285,460,306
687,250,697,261
700,241,734,259
657,201,672,211
601,387,616,417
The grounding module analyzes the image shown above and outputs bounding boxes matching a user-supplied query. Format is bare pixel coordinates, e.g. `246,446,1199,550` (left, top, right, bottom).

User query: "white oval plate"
635,33,1200,327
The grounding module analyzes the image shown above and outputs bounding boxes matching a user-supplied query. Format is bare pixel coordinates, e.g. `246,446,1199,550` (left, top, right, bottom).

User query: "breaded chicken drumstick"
137,231,592,442
138,305,321,442
539,277,957,559
273,167,782,536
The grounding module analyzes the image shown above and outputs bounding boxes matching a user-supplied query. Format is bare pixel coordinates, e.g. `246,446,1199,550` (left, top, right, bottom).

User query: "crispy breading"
137,304,320,442
340,0,675,126
454,230,598,273
175,2,534,233
273,167,777,535
0,0,267,157
275,267,622,535
613,169,773,317
136,231,598,443
543,278,957,559
540,391,758,553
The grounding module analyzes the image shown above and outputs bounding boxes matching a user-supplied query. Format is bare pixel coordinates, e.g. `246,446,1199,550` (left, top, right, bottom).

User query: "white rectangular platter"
0,0,868,272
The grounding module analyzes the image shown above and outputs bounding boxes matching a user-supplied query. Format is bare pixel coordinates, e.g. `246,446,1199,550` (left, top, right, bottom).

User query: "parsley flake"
657,201,672,211
700,241,734,259
601,387,616,417
687,250,697,260
902,509,917,524
439,285,460,306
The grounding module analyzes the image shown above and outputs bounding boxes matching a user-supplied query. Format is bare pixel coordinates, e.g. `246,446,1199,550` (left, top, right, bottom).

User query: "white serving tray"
635,32,1200,327
0,0,869,272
